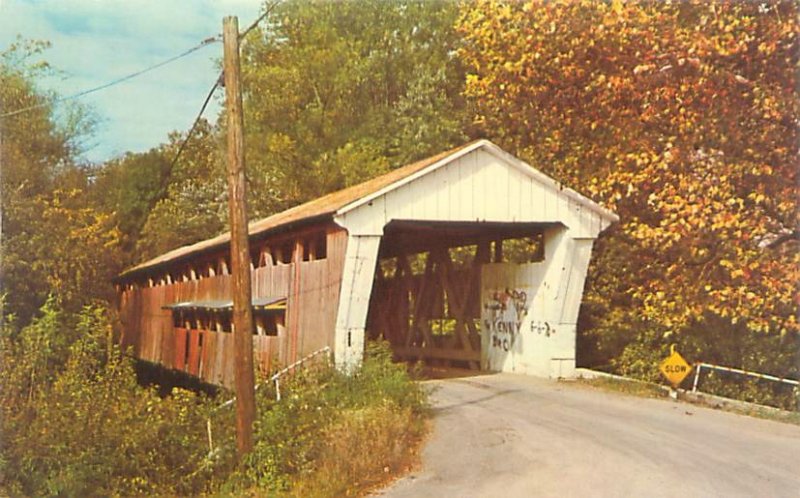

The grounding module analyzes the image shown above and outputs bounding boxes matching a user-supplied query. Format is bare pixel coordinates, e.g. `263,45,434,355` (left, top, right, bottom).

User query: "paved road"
376,372,800,498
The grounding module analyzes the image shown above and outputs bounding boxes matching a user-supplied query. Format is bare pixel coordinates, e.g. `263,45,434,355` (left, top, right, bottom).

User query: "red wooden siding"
174,327,187,371
118,225,347,388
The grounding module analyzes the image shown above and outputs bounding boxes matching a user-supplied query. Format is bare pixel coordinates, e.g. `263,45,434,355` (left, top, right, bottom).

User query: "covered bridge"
115,140,618,387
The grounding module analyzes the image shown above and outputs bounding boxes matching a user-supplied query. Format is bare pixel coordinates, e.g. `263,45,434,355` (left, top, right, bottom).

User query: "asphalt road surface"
376,372,800,498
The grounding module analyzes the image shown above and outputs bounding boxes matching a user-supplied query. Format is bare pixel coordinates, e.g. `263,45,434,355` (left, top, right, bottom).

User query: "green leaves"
0,302,224,497
239,0,468,208
2,41,115,324
230,341,427,495
2,189,122,324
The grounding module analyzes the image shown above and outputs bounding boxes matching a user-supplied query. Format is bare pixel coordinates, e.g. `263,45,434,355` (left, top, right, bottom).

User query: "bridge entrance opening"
365,220,553,370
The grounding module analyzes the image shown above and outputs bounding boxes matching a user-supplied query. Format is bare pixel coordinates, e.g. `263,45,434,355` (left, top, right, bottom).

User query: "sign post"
659,345,692,398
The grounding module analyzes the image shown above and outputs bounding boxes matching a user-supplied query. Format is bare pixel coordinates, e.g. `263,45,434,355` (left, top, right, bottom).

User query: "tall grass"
1,299,428,497
222,342,429,497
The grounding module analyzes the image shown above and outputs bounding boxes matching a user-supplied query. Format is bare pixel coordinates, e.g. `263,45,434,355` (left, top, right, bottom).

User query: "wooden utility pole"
223,15,256,456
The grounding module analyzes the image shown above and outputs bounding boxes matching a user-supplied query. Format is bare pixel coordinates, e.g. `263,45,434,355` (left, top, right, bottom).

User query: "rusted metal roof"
118,140,480,280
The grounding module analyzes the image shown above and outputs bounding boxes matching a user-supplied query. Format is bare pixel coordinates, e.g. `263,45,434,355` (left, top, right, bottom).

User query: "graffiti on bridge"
531,320,555,337
484,288,528,352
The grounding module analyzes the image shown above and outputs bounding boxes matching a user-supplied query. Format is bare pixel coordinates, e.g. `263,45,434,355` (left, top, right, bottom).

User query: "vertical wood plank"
188,329,201,376
174,327,187,371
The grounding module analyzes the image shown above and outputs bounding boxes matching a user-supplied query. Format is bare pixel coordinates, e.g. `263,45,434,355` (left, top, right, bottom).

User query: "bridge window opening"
165,297,287,338
254,312,283,336
381,257,397,278
258,246,273,267
501,233,545,264
218,257,230,275
302,231,328,261
250,247,261,269
218,313,230,333
313,232,327,259
277,240,293,264
449,244,478,266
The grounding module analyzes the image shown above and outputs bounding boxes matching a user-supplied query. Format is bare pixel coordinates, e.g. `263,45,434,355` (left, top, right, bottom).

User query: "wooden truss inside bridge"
366,221,549,370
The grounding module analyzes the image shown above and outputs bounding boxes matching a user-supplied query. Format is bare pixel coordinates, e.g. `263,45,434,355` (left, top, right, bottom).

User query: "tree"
1,40,116,324
91,148,172,254
105,1,472,261
238,0,468,210
458,1,799,370
2,188,121,322
133,120,227,261
0,39,78,200
0,301,224,496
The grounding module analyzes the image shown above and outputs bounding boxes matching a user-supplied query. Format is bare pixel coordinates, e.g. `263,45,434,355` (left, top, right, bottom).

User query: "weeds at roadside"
217,341,430,497
575,376,669,400
575,376,800,426
0,298,429,498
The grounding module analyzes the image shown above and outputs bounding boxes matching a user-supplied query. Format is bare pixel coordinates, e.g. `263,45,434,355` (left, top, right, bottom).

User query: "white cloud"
1,0,263,163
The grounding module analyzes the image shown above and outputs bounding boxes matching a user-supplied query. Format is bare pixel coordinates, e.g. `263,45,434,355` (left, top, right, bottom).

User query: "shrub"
0,301,226,497
610,314,799,410
1,300,428,497
223,341,429,497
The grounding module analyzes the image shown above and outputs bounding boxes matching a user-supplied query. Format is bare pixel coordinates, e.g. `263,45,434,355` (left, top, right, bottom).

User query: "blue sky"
0,0,263,163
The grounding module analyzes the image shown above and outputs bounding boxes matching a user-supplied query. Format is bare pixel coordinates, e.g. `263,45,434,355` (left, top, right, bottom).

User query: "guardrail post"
206,418,214,454
692,363,702,393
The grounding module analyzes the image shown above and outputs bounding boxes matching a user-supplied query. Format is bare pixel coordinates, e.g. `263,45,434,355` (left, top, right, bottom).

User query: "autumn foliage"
458,1,799,346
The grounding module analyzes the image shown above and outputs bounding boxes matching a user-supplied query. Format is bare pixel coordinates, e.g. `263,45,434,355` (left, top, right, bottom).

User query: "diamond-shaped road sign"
659,347,692,388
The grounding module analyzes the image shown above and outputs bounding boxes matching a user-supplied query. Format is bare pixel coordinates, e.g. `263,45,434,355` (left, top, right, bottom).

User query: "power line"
1,0,280,122
239,1,281,41
0,36,220,119
164,2,281,180
163,74,221,183
155,3,281,207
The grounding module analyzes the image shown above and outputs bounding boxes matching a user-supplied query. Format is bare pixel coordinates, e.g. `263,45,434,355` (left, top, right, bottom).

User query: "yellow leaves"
465,73,481,89
457,0,799,334
725,197,743,209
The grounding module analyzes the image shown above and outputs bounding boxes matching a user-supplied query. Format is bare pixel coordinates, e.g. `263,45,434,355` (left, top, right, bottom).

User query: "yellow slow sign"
659,346,692,388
